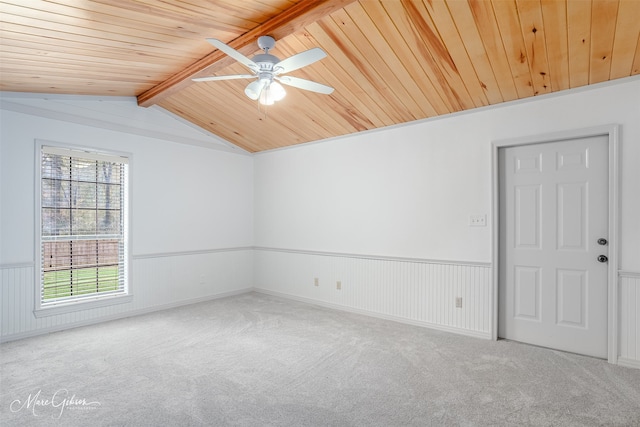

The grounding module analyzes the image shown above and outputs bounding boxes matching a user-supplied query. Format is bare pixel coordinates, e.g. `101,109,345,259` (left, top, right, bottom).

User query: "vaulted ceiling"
1,0,639,152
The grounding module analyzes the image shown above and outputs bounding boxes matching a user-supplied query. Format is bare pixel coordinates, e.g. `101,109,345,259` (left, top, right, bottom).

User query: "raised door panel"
515,185,541,249
514,266,541,321
556,269,587,328
557,182,587,251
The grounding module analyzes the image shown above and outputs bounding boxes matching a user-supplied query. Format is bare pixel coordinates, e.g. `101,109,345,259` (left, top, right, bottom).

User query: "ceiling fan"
193,36,334,106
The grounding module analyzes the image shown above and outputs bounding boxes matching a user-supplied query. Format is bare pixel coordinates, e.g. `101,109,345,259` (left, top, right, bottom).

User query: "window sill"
34,294,133,318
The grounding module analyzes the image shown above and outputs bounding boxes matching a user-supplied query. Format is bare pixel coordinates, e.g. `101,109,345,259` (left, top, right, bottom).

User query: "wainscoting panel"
253,248,493,338
5,249,638,367
0,249,253,342
619,272,640,367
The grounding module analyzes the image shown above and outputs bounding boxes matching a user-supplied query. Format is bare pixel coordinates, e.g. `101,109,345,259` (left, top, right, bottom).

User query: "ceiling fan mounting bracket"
257,36,276,53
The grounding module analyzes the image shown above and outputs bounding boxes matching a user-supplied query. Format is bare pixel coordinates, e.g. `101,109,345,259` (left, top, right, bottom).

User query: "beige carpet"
1,292,639,426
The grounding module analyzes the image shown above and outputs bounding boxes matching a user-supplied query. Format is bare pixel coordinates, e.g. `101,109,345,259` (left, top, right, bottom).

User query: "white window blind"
39,146,129,307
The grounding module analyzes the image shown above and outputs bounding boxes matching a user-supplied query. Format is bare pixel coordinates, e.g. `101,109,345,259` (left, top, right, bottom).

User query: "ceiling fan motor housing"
252,53,280,71
257,71,274,83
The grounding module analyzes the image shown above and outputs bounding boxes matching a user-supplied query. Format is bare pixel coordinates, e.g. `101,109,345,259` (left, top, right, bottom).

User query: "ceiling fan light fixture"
253,80,286,106
244,80,264,100
269,81,286,101
259,89,275,106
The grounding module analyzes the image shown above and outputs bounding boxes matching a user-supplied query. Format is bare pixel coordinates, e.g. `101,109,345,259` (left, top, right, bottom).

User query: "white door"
498,135,609,358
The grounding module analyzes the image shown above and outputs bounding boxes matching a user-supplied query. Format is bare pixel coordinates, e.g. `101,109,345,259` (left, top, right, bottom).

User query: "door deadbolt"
597,238,608,246
597,255,608,263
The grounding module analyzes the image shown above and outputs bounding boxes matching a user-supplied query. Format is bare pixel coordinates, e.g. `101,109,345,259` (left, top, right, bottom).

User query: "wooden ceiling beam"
137,0,357,107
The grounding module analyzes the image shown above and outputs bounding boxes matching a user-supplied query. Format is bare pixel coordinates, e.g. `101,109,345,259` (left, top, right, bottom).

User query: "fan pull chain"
257,99,268,120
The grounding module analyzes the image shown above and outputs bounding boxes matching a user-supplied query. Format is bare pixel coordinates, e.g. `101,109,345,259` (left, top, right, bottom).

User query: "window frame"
34,140,133,317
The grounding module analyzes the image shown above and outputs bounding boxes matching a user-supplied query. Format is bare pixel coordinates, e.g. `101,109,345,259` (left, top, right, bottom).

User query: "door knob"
597,255,608,263
597,238,608,246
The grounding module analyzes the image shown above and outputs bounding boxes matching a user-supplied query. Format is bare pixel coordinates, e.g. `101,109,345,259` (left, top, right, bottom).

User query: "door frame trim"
491,124,620,363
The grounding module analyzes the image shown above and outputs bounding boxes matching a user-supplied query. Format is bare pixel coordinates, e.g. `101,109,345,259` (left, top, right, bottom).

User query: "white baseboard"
0,288,253,343
617,357,640,370
253,287,492,340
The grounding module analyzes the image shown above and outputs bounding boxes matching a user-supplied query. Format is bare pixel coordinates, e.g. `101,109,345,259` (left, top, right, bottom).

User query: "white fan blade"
274,48,326,74
206,38,258,71
277,76,334,94
192,74,256,82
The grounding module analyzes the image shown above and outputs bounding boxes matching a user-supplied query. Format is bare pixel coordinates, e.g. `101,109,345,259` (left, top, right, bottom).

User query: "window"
36,144,130,315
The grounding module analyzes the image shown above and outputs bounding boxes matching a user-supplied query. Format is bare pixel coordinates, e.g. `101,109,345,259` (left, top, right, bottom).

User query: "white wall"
0,109,254,262
253,77,640,365
0,99,254,341
254,78,640,268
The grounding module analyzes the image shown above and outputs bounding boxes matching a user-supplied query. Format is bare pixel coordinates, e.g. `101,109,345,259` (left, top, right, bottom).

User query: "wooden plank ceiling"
1,0,639,152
